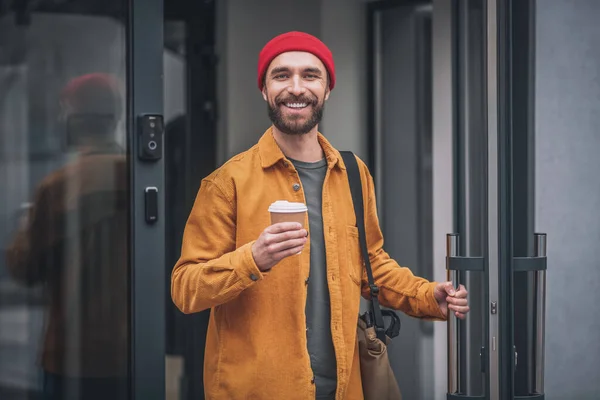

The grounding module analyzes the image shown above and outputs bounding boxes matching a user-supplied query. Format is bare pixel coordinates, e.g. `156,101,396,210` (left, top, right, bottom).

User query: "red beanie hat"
60,73,122,117
258,31,335,91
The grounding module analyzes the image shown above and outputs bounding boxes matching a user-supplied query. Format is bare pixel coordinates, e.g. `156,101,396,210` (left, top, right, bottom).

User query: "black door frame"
129,0,165,398
494,1,541,399
509,0,538,396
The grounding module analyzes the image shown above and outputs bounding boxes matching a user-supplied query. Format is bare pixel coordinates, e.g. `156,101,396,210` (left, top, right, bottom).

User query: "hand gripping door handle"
446,233,485,399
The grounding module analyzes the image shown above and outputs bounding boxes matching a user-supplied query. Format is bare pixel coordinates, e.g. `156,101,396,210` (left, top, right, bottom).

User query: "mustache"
275,94,317,105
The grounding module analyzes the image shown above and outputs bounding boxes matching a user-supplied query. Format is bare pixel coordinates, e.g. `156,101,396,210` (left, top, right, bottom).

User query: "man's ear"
262,86,268,101
324,88,331,101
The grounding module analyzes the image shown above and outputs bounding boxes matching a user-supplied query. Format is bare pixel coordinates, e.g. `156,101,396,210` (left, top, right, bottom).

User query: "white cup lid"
268,200,308,213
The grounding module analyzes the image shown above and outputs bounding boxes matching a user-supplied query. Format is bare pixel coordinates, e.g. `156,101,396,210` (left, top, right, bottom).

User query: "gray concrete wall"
534,1,600,398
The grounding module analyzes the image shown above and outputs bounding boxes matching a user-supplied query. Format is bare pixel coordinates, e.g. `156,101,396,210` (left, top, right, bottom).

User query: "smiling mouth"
282,102,309,110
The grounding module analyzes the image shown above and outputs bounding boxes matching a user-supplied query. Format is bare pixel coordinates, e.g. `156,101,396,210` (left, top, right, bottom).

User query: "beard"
267,93,325,135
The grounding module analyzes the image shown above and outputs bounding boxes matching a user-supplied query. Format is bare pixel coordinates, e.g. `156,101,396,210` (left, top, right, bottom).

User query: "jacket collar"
258,126,346,170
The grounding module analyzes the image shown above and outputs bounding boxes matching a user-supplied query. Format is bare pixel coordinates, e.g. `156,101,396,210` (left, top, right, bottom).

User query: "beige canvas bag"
357,318,402,400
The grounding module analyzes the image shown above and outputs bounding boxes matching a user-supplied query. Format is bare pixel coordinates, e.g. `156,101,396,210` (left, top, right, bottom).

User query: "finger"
273,243,306,260
446,296,468,306
265,229,308,245
267,237,307,254
441,281,457,296
273,229,308,240
454,284,468,298
267,222,304,234
455,312,467,320
448,304,470,314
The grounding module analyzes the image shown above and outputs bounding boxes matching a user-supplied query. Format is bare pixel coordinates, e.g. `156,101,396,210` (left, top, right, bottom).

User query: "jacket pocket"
346,226,363,285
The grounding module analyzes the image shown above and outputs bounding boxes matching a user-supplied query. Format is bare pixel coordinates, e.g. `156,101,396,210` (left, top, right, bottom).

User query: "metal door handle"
447,234,460,395
513,233,547,396
446,234,485,397
533,233,546,395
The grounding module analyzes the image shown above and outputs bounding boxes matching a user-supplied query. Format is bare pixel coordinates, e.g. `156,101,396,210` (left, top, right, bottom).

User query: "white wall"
432,0,454,398
216,0,368,164
535,1,600,398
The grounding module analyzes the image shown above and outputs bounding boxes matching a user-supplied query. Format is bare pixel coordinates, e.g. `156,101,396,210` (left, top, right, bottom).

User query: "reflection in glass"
0,4,129,400
164,18,188,400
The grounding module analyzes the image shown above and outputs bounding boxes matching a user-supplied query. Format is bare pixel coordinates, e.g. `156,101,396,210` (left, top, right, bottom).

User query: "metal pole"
447,233,460,394
533,233,546,394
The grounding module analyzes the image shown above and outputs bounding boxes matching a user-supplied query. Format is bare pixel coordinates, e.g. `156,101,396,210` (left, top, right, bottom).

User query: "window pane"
0,2,129,399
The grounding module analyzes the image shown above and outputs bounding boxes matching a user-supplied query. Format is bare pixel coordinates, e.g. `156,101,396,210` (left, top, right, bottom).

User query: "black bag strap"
340,151,387,343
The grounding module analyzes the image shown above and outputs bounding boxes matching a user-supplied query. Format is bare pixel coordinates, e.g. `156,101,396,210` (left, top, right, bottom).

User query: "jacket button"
305,277,310,285
250,274,259,281
293,183,301,191
311,376,315,384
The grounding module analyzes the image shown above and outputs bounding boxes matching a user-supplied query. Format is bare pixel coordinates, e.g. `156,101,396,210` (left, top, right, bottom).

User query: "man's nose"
287,77,306,96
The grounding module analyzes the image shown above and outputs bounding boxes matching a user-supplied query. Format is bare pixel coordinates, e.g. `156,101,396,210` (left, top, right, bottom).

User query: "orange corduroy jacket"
171,128,446,400
6,151,128,377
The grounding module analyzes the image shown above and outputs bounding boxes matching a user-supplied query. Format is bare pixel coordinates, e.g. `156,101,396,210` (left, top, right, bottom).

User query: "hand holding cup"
251,201,308,272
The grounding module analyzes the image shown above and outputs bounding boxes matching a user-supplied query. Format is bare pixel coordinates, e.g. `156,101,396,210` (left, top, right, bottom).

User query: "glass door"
0,0,165,398
443,0,548,399
435,1,547,399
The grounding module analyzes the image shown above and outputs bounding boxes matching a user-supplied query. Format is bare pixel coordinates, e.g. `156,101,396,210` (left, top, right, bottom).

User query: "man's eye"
274,74,288,79
305,74,317,79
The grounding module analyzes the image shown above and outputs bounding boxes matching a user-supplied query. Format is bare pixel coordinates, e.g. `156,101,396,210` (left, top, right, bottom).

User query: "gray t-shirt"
290,158,337,399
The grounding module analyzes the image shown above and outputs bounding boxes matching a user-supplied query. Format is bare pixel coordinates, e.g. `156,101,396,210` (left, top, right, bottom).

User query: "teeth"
285,103,307,108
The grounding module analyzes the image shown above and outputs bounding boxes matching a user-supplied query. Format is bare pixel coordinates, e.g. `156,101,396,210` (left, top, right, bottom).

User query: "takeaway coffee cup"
268,200,308,227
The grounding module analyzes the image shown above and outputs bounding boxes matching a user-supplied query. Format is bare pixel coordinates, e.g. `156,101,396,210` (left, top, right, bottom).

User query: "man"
171,31,470,400
6,73,128,400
